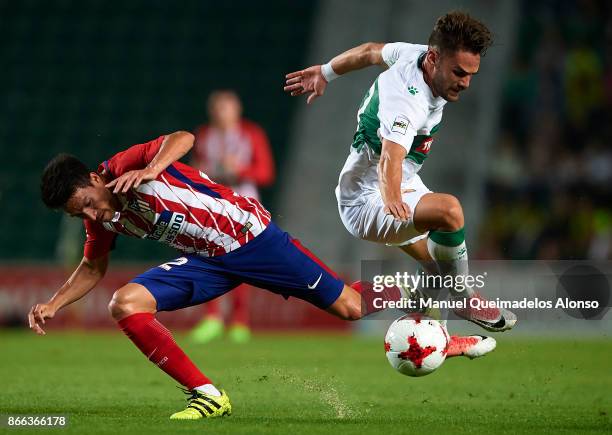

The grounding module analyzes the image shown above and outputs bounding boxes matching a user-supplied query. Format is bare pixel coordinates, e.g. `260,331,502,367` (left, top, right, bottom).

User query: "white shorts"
336,174,431,246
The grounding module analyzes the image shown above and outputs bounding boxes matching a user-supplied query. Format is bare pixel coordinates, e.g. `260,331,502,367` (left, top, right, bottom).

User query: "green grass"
1,331,611,434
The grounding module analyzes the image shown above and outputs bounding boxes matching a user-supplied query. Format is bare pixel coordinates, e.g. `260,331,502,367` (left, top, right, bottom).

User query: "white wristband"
321,62,339,82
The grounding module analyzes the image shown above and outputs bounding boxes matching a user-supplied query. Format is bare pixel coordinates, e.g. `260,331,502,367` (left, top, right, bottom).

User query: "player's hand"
284,65,328,104
384,200,412,221
105,168,158,193
28,302,57,335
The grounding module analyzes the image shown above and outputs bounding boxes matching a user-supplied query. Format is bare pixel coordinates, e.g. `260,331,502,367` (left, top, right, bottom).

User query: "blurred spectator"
190,90,275,343
478,0,612,261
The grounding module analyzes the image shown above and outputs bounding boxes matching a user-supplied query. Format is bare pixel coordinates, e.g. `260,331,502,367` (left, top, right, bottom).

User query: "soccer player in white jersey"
284,11,517,332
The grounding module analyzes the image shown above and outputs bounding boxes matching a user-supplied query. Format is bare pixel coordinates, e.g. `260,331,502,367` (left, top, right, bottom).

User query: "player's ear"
427,48,439,66
89,172,103,186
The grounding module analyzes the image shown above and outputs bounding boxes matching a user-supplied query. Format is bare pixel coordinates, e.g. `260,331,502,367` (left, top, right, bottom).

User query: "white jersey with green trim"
337,42,447,206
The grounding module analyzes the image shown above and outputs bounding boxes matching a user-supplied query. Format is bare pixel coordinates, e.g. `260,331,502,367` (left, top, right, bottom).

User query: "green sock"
427,228,473,296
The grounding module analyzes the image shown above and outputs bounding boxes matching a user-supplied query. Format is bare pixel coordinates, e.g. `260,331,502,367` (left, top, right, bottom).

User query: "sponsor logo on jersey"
392,115,410,135
415,137,433,154
148,210,186,244
408,85,419,95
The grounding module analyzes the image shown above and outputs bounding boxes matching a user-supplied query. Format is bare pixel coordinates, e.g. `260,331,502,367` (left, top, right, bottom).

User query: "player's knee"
108,285,149,321
108,289,129,320
440,195,464,230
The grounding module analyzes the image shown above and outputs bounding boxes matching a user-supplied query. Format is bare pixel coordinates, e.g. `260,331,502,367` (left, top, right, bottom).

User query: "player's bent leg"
412,193,517,332
109,282,230,419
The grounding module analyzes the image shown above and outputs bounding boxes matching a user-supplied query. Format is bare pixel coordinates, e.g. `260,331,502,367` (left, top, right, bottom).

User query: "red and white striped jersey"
83,135,272,259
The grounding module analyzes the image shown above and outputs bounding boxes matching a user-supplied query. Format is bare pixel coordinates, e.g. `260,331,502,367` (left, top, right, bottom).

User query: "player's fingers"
402,203,411,220
122,174,137,193
33,307,46,325
401,188,416,194
112,176,126,193
391,204,407,221
27,308,35,329
307,92,319,105
30,320,41,333
285,70,303,79
133,174,144,189
391,204,403,220
106,179,117,188
285,76,302,85
33,323,46,335
292,87,308,96
283,83,304,92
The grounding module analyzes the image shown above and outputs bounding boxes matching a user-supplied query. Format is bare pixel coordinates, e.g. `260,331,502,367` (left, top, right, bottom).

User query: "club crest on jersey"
392,115,410,135
148,210,186,244
415,137,434,154
128,198,152,213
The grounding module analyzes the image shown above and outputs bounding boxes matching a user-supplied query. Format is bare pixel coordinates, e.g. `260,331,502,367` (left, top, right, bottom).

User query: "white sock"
427,229,474,297
194,383,222,396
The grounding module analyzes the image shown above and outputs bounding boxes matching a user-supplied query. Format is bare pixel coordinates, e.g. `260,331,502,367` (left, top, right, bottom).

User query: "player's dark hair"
428,11,493,56
41,153,92,209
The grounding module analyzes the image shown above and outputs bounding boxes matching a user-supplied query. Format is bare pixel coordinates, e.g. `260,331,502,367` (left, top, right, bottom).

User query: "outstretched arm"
106,131,194,193
28,254,108,335
284,42,386,104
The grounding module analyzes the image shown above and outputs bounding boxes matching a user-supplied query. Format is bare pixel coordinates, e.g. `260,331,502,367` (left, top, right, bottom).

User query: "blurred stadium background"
0,0,610,335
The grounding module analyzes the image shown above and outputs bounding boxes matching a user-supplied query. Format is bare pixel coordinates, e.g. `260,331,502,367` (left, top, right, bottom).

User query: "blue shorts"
131,222,344,311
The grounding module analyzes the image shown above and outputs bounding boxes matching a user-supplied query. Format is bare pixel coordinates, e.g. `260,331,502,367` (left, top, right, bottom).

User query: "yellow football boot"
170,388,232,420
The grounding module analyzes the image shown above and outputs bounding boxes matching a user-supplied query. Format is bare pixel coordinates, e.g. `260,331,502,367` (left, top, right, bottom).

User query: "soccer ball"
384,314,449,377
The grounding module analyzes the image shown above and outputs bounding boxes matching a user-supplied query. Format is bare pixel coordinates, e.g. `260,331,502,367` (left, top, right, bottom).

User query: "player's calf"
326,285,363,321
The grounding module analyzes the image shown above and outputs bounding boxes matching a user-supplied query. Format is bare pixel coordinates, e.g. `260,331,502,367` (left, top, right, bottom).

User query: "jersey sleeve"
377,72,424,152
101,135,166,178
381,42,416,67
83,220,117,260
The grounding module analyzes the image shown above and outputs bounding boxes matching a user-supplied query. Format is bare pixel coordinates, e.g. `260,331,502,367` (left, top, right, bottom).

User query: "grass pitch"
1,331,610,434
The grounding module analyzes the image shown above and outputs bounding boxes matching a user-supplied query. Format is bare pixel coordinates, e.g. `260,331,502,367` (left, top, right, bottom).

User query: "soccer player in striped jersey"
284,11,517,333
30,130,496,420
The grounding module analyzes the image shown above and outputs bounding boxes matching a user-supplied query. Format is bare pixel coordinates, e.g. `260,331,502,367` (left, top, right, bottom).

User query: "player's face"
210,94,242,127
64,173,119,223
432,49,480,102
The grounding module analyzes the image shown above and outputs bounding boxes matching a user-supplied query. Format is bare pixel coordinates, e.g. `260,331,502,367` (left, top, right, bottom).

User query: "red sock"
230,284,250,326
351,281,403,316
118,313,211,389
